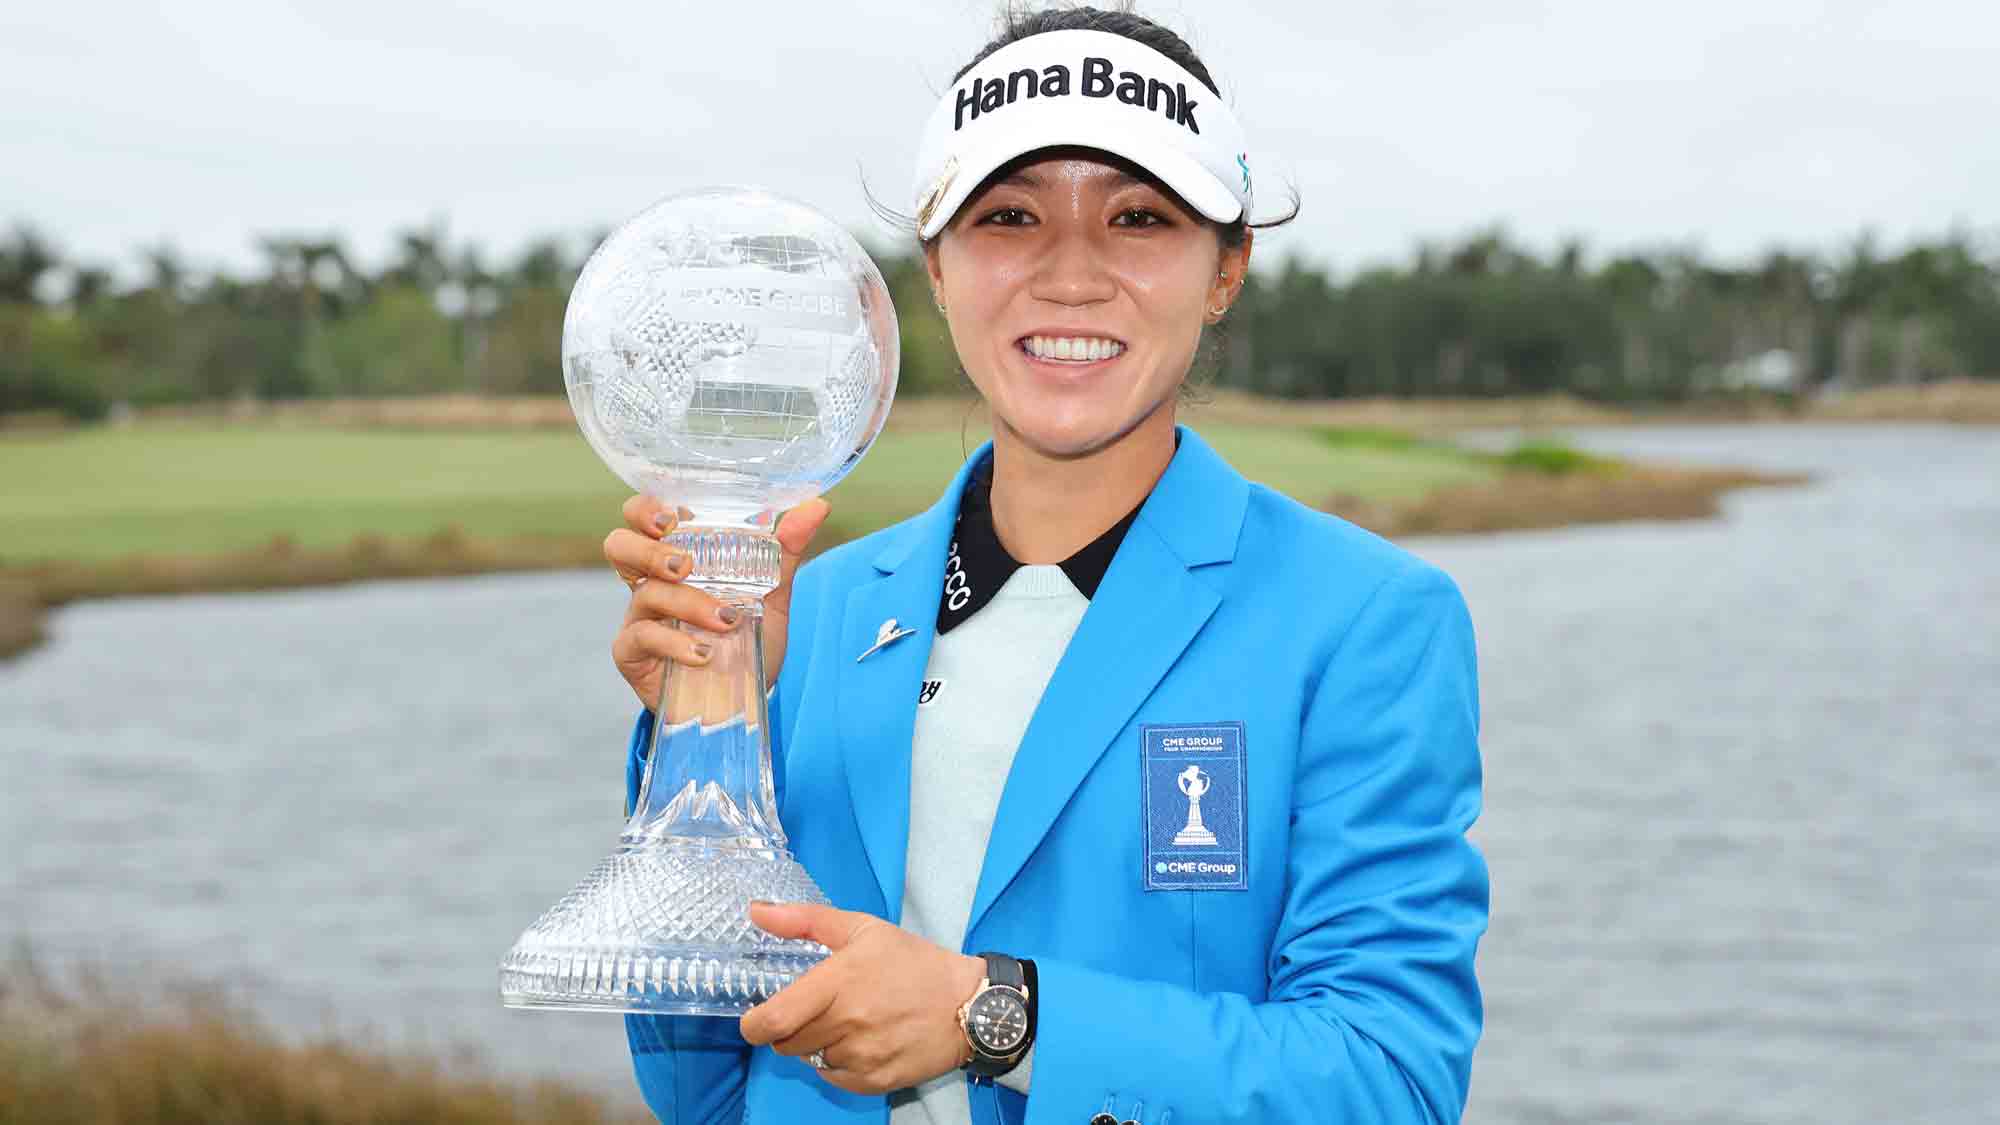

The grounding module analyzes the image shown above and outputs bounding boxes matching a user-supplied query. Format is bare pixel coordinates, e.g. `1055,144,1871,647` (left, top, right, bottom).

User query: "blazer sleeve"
1025,563,1489,1125
622,706,756,1125
622,562,823,1124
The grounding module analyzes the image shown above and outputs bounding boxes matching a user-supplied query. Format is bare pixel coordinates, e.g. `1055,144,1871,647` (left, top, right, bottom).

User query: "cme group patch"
1140,721,1248,892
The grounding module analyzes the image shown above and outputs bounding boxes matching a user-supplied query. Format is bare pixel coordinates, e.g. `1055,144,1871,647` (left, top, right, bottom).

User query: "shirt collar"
936,457,1143,636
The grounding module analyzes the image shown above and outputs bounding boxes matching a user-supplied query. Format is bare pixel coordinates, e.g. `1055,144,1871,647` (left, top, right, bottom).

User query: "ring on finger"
807,1049,829,1071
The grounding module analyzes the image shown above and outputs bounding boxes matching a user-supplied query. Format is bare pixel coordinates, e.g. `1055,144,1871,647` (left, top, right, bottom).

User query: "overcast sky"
4,0,1995,282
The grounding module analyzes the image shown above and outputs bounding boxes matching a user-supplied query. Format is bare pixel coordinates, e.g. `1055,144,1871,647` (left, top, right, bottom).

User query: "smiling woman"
600,7,1488,1125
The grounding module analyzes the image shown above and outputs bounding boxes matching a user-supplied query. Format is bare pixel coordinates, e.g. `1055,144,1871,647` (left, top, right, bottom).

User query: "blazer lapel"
834,447,986,922
966,427,1249,936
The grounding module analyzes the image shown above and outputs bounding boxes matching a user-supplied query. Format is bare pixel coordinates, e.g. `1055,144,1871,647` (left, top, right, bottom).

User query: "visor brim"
917,117,1244,240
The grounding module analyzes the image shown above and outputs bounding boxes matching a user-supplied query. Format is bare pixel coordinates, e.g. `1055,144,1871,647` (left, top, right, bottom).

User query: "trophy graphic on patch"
1173,764,1218,847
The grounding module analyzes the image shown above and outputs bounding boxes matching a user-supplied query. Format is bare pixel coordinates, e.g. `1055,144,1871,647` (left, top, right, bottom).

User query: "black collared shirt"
936,459,1142,635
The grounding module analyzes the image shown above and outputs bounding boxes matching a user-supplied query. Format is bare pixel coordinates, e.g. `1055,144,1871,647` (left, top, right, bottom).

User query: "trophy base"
501,840,830,1017
1173,829,1219,847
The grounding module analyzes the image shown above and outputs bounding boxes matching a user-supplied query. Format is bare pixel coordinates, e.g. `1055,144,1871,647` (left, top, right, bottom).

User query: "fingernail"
691,642,713,661
718,605,741,626
652,511,674,534
666,553,690,577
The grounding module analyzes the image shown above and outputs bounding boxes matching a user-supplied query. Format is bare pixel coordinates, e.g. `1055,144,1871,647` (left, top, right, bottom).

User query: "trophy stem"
626,594,784,852
499,525,831,1015
627,525,785,849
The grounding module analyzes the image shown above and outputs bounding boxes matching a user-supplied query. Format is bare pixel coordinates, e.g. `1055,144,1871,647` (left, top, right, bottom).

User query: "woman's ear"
1209,229,1253,321
1219,229,1253,302
922,239,946,309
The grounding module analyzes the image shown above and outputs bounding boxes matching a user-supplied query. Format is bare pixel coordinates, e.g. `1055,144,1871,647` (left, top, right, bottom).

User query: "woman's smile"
1015,332,1131,387
1017,334,1128,364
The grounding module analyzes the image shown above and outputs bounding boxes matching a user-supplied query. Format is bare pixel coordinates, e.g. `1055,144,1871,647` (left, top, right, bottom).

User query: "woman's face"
925,152,1251,460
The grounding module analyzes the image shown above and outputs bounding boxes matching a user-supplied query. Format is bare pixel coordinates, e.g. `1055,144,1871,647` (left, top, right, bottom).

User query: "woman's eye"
978,207,1033,226
1113,208,1168,228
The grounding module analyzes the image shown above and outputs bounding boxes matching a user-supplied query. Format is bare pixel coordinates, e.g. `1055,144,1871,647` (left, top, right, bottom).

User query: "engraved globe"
500,187,899,1016
563,185,899,535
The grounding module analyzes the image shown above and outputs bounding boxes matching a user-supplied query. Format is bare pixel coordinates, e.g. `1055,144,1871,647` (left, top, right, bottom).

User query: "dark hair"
871,2,1301,248
953,5,1223,92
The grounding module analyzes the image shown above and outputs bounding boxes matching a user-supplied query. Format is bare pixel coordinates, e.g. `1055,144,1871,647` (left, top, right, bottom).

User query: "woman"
602,8,1487,1124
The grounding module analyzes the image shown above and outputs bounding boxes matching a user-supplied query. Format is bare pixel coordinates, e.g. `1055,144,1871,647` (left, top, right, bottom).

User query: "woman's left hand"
739,901,987,1095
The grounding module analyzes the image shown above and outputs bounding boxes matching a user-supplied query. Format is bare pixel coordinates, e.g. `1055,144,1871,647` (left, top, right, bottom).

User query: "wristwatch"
957,952,1034,1079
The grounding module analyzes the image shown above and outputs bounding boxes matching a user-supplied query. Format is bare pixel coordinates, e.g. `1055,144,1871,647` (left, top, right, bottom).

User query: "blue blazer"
622,426,1488,1125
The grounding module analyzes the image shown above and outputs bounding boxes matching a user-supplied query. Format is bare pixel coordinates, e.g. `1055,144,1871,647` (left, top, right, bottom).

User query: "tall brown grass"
0,580,40,662
0,958,648,1125
1804,378,2000,424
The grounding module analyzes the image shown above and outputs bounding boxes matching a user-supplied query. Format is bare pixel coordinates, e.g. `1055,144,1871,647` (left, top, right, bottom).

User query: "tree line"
3,220,1995,421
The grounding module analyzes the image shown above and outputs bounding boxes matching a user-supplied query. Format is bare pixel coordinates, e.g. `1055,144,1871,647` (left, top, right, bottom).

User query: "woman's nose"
1027,230,1117,307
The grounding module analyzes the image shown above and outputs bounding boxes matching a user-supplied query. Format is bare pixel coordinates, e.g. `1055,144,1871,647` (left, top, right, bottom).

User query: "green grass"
1314,425,1428,453
0,426,631,562
0,418,1512,565
1491,438,1621,475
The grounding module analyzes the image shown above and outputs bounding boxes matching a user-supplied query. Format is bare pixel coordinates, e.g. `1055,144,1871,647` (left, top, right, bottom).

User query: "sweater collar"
936,455,1143,635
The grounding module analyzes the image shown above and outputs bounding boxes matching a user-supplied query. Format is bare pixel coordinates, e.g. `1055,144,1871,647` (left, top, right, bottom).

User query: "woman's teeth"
1023,336,1125,362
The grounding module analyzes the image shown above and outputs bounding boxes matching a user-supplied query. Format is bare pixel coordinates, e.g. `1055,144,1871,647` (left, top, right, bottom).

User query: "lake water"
3,424,1995,1123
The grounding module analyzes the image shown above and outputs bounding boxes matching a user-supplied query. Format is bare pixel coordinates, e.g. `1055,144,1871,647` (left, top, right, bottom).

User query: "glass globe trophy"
500,187,898,1016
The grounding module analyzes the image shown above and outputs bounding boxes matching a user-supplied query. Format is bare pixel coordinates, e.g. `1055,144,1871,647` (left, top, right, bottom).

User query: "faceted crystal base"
501,841,830,1016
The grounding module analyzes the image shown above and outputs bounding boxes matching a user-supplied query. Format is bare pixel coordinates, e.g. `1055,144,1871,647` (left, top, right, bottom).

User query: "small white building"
1717,348,1802,392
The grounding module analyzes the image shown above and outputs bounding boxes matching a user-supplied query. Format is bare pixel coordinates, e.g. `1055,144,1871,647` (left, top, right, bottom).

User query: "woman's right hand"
606,496,832,712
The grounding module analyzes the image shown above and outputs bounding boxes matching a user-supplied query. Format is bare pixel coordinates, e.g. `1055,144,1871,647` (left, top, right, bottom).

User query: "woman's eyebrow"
996,168,1149,190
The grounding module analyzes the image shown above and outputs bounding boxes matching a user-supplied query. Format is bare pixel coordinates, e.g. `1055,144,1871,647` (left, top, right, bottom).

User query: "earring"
1208,303,1228,318
934,295,947,314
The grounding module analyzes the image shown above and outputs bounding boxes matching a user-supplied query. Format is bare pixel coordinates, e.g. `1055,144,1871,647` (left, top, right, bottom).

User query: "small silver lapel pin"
856,617,918,663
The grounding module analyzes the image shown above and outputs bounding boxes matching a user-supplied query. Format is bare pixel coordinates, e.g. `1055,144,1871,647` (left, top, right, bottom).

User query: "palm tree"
508,237,572,289
387,222,451,295
0,223,61,304
67,265,115,307
140,243,190,303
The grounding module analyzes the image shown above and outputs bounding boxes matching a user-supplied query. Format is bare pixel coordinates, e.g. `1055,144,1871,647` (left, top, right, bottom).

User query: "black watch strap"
981,951,1025,991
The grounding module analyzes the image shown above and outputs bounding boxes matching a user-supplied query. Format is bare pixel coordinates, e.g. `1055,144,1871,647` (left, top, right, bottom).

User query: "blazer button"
1089,1115,1117,1125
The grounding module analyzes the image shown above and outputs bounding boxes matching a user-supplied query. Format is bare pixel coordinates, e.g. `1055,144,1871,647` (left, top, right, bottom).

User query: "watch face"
967,988,1029,1054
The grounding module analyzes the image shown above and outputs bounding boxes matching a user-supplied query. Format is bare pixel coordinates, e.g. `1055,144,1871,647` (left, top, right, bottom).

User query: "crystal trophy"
500,187,899,1015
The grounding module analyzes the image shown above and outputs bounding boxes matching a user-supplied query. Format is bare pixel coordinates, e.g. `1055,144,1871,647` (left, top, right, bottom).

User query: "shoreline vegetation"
20,383,1983,662
5,377,1996,432
0,959,648,1124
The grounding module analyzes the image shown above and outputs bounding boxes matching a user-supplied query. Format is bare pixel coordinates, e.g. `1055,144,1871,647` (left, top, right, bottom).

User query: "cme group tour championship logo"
1142,722,1247,890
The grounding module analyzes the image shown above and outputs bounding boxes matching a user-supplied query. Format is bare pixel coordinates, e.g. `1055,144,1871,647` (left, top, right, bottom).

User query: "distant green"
0,419,1517,564
1491,438,1621,475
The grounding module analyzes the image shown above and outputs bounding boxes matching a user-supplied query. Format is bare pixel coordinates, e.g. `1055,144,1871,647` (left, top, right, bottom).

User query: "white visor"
911,28,1252,240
